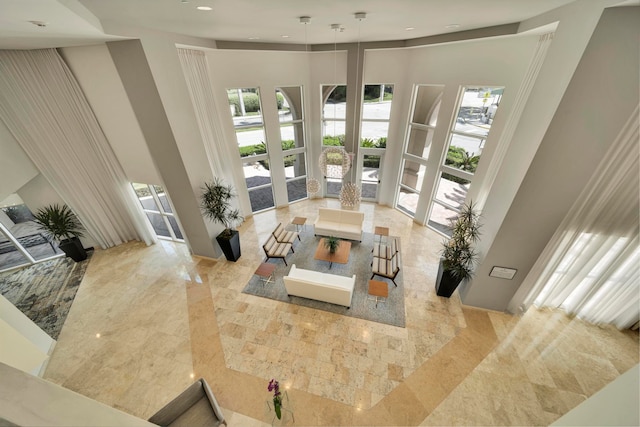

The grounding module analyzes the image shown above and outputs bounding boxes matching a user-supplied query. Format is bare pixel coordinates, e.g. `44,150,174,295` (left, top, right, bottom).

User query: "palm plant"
200,178,243,239
441,201,481,281
324,236,341,255
33,204,87,262
33,204,84,242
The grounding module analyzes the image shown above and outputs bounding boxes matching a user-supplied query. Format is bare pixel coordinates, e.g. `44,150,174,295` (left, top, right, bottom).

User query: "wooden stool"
368,279,388,307
255,262,276,286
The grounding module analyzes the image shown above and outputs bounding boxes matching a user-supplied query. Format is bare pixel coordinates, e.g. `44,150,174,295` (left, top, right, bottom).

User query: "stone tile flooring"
43,199,638,426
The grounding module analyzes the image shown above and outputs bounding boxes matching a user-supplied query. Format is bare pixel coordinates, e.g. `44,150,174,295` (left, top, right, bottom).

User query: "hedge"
228,92,285,116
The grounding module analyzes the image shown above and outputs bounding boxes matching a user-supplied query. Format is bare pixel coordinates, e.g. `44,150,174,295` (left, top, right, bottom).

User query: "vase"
266,391,294,426
274,397,282,419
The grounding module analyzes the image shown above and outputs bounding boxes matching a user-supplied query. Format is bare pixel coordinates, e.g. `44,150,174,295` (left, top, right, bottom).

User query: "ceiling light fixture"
281,35,290,38
299,16,310,52
351,12,366,183
248,36,260,40
445,24,460,29
196,6,212,11
405,27,415,31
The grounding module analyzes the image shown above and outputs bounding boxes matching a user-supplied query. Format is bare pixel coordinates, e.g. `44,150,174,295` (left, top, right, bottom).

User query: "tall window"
227,87,275,212
0,194,63,272
132,183,183,242
277,86,308,203
322,85,347,197
428,86,503,235
397,85,444,217
358,84,393,201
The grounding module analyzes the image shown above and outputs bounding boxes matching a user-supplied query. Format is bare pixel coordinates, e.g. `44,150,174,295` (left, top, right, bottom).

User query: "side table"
374,226,389,243
368,279,388,307
255,262,276,286
291,216,307,232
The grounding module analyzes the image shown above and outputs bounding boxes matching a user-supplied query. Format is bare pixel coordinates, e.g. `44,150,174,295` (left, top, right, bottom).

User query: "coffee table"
314,238,351,269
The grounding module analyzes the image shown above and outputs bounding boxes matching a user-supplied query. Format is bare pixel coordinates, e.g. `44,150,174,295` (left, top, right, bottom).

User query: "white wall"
0,295,55,376
461,5,640,311
0,362,155,426
60,44,161,185
551,364,639,426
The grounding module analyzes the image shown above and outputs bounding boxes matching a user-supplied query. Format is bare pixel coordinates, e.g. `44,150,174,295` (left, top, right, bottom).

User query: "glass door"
357,149,384,202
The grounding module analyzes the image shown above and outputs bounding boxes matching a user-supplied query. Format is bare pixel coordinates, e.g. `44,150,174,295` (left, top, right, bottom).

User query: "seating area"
256,213,403,316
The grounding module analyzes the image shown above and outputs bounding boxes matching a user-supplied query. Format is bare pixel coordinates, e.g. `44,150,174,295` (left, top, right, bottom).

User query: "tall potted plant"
33,204,87,262
200,178,244,262
436,201,481,297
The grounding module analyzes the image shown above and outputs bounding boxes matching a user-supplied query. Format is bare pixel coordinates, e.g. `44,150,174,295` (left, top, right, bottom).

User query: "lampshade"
319,146,351,178
339,182,361,207
306,178,320,194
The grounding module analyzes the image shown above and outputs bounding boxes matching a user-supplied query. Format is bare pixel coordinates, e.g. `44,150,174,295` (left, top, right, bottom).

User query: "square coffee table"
314,238,351,269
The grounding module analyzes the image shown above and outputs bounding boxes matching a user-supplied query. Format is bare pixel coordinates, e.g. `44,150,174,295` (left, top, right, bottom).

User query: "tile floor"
43,198,639,426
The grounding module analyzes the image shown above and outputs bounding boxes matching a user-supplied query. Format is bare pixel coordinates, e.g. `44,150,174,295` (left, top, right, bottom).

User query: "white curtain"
177,48,226,178
525,106,639,329
0,49,156,249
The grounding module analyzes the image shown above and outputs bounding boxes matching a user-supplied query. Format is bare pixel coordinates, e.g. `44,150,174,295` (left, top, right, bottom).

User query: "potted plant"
324,236,341,255
200,178,244,262
436,201,481,297
33,204,87,262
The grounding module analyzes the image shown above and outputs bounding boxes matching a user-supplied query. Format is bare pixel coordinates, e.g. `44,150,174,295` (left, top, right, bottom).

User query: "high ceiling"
0,0,634,50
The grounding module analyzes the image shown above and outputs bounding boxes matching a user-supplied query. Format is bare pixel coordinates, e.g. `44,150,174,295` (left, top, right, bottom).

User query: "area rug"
0,252,92,339
242,230,405,327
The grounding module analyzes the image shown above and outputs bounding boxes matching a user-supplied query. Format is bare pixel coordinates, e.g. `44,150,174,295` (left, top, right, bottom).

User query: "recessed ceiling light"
196,6,212,11
445,24,460,29
281,35,290,38
405,27,415,31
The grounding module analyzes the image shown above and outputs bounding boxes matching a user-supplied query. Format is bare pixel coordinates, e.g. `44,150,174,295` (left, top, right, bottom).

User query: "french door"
356,149,384,202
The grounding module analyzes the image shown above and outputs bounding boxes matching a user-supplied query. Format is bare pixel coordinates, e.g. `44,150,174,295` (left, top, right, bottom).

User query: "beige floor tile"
41,199,639,426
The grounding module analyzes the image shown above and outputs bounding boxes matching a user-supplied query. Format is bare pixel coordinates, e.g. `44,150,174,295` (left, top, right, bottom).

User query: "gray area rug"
0,252,92,339
243,230,405,328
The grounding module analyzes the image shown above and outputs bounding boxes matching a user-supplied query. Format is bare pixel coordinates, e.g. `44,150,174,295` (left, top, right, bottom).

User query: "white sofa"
283,264,356,308
313,208,364,241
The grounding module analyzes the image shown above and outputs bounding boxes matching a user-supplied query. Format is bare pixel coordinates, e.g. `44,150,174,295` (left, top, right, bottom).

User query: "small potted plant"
33,204,87,262
436,201,481,297
200,178,244,262
324,235,340,255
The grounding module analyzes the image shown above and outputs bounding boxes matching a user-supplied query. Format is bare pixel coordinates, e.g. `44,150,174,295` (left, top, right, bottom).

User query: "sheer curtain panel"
177,48,227,179
524,107,639,329
0,49,156,249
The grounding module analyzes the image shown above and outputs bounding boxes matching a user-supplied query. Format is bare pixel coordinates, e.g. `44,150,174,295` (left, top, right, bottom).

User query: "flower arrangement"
268,379,282,419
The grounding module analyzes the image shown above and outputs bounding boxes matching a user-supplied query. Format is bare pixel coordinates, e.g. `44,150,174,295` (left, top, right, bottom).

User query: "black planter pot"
59,236,88,262
435,260,463,298
216,229,241,262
